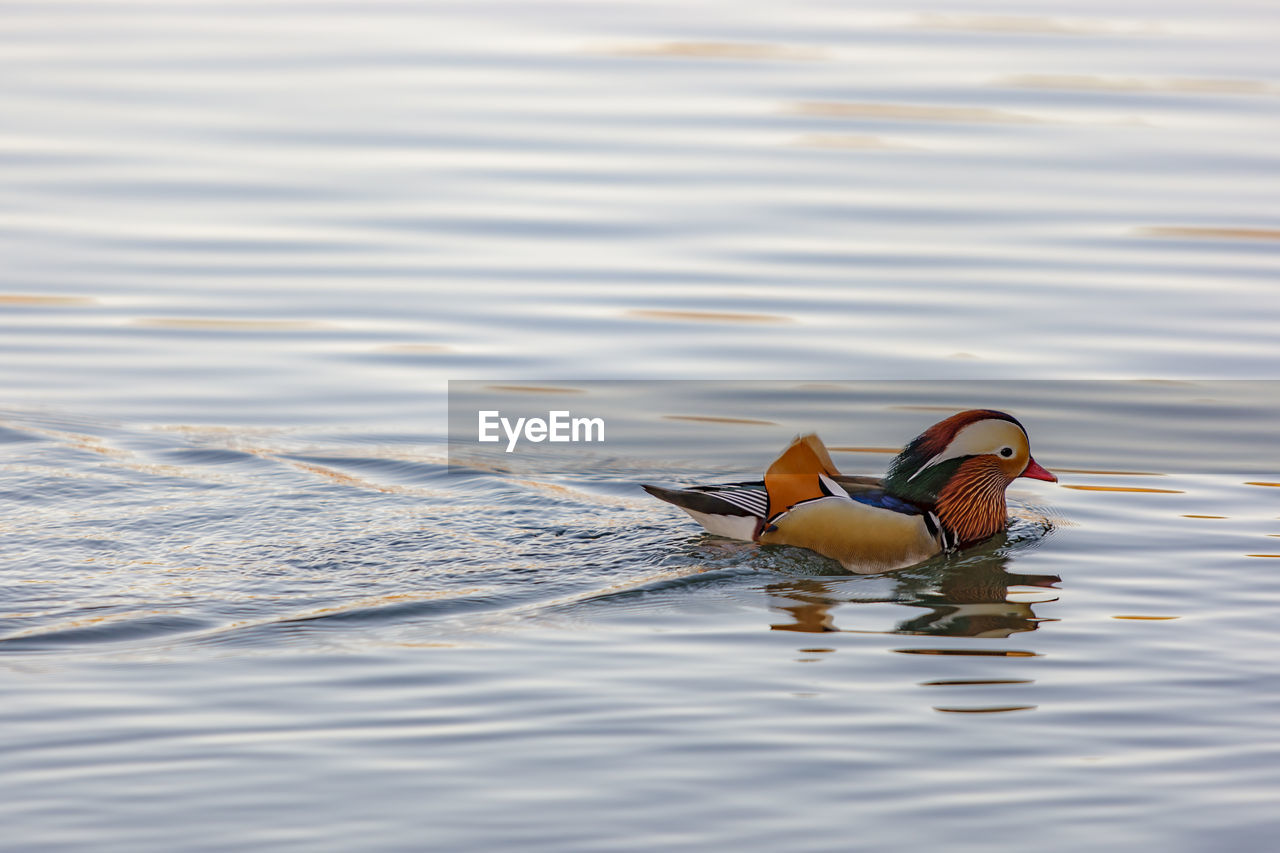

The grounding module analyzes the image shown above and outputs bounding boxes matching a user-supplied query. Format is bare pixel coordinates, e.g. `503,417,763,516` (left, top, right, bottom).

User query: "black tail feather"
641,484,761,517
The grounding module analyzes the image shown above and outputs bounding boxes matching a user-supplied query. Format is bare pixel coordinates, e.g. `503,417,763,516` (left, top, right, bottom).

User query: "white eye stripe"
907,420,1027,481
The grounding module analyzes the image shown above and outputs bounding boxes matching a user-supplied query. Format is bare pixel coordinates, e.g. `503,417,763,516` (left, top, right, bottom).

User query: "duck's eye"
999,447,1014,458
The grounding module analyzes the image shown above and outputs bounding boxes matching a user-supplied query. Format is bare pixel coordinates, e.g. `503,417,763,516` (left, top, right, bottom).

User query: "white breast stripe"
926,510,957,552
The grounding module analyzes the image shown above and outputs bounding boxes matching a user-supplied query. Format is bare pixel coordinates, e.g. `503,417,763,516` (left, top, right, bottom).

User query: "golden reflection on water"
1142,227,1280,241
0,608,168,643
3,421,129,459
1002,74,1275,95
625,309,792,324
0,294,96,306
1061,484,1183,494
286,460,401,494
896,648,1040,657
792,134,913,151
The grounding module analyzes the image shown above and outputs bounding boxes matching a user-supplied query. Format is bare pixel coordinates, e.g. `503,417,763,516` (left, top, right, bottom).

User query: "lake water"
3,1,1279,850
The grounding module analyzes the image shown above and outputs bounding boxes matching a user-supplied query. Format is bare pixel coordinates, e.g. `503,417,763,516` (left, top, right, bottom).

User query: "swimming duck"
643,409,1056,572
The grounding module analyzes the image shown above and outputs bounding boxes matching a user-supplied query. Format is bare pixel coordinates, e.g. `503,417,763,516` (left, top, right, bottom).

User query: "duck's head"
884,409,1056,547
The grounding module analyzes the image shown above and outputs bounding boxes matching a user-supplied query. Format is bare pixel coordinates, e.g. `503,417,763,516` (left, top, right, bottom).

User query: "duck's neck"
883,450,956,506
933,457,1010,547
886,451,1011,546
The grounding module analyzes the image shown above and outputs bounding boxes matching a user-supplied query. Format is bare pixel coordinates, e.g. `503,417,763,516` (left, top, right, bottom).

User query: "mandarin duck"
643,409,1056,572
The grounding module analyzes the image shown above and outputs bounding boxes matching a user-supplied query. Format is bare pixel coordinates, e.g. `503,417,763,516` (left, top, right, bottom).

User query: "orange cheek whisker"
936,459,1010,546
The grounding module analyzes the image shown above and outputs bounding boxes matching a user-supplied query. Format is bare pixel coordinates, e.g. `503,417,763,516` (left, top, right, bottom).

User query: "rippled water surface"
3,1,1280,850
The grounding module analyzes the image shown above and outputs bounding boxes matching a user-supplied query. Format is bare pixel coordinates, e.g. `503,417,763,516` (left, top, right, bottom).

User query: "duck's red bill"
1020,457,1057,482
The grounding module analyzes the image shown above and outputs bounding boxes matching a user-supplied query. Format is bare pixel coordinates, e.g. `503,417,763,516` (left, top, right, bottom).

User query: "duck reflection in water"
766,537,1060,638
